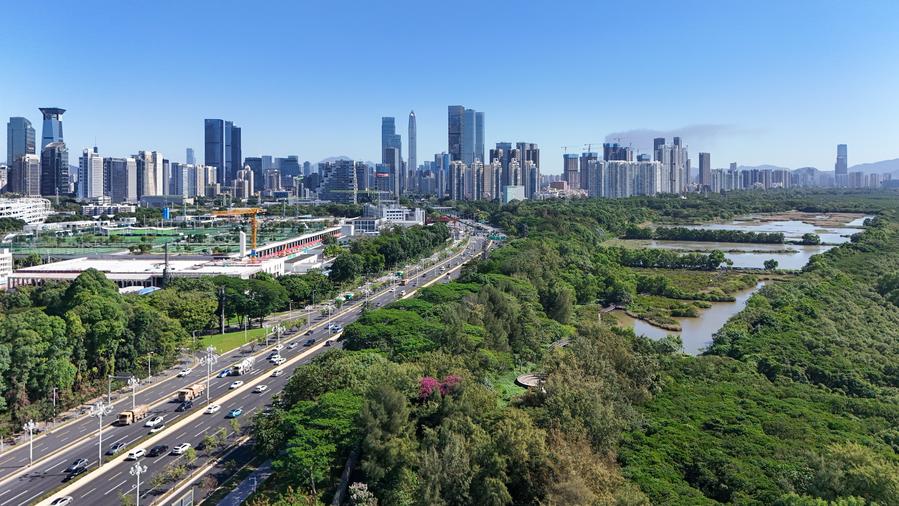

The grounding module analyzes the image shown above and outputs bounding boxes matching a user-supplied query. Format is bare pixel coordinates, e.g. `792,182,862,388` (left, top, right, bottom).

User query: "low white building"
0,197,53,224
0,249,13,289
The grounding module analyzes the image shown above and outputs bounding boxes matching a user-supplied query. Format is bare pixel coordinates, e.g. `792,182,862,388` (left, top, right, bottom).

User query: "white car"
205,404,221,414
273,357,286,365
271,369,284,377
177,368,192,377
144,416,164,427
171,443,191,455
126,448,146,460
274,344,284,351
287,342,298,349
229,380,244,389
49,497,73,506
149,424,166,434
254,385,268,393
269,354,282,362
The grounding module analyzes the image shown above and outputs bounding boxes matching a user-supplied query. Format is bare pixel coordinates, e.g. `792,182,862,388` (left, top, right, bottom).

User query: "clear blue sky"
3,0,899,173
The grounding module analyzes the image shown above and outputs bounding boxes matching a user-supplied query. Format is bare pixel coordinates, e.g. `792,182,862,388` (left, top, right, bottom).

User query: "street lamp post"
199,346,219,405
23,420,36,466
89,401,113,466
128,376,139,410
130,461,148,506
146,352,154,381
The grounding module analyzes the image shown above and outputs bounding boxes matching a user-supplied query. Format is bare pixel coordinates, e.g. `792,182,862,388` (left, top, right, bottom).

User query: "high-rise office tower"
381,117,402,158
563,153,579,189
186,147,195,165
303,161,311,177
475,112,485,165
77,147,104,200
408,111,417,188
603,142,633,162
523,160,539,199
106,157,137,202
135,150,163,198
244,157,263,191
449,161,468,200
579,151,598,192
383,147,402,197
40,141,69,196
447,106,464,162
9,154,41,196
7,117,35,166
835,144,848,186
204,119,241,185
39,107,65,149
698,152,711,190
319,159,358,204
653,137,665,160
492,142,512,187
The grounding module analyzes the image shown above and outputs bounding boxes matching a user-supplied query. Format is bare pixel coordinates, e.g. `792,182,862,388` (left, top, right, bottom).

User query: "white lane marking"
193,428,206,438
111,470,123,480
57,429,70,436
0,489,28,506
81,486,97,498
0,489,9,497
175,431,187,439
104,479,128,495
153,454,167,464
44,459,67,471
23,491,43,505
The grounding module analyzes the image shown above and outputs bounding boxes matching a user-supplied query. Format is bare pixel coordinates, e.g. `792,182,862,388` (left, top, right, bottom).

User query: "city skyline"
2,2,899,171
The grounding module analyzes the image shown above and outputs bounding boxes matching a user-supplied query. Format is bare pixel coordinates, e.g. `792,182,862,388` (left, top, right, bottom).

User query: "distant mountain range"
737,159,899,175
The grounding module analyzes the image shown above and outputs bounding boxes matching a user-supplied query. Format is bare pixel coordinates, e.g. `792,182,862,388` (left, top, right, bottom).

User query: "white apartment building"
0,197,53,224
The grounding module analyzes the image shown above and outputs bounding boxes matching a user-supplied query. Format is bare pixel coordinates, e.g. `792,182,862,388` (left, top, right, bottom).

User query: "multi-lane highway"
18,231,487,506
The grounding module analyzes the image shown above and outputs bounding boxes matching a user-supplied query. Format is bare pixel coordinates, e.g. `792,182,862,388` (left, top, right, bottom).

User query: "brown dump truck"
118,404,149,425
176,383,206,402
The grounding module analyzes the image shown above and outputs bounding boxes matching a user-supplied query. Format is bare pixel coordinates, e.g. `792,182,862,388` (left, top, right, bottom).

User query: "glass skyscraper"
39,107,65,149
204,119,241,186
449,106,484,165
40,141,69,196
7,117,35,166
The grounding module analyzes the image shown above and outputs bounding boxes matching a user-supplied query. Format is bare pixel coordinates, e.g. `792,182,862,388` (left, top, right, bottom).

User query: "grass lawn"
201,326,269,354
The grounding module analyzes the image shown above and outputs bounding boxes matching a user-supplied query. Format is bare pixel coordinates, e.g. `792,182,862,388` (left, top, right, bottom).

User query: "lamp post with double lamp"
89,401,113,466
130,461,148,506
23,420,36,466
199,346,219,405
128,376,139,410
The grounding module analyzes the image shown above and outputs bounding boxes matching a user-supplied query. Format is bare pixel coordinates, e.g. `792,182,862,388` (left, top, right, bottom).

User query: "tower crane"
212,208,262,251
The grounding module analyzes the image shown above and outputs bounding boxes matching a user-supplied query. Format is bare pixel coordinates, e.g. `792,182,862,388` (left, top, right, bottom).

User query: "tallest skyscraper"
834,144,848,187
39,107,65,149
408,111,417,191
204,119,241,185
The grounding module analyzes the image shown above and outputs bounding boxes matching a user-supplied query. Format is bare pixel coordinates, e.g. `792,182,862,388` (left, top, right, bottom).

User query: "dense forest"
625,225,786,244
249,190,898,505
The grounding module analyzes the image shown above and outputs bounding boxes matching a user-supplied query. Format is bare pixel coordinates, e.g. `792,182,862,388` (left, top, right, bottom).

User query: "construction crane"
212,208,262,251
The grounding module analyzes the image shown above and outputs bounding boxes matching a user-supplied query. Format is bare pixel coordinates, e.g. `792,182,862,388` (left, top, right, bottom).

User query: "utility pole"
219,286,226,334
147,352,154,380
23,420,36,466
199,346,219,405
130,462,147,506
90,401,113,466
128,376,139,410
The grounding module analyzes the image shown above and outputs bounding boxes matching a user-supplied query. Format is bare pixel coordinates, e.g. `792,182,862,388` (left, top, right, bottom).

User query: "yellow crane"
212,208,262,251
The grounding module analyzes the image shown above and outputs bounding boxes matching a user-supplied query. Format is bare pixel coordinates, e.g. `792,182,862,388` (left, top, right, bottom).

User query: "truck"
118,404,150,425
176,383,206,402
399,279,408,286
231,357,255,376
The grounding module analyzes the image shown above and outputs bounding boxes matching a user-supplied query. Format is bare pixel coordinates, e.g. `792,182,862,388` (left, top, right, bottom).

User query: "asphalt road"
21,231,487,506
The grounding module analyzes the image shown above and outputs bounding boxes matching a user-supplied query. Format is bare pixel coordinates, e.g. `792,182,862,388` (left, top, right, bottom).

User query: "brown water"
611,282,765,354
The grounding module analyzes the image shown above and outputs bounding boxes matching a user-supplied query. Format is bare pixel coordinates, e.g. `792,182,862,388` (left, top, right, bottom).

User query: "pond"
611,213,872,353
611,282,765,354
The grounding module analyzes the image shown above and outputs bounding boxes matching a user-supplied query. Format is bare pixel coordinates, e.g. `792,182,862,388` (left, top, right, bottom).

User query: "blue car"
217,369,230,378
227,408,242,418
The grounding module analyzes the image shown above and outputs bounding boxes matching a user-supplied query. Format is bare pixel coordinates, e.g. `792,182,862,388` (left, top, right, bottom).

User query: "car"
227,408,243,418
268,354,282,362
107,442,126,455
177,368,192,377
176,399,193,412
399,290,407,296
171,443,191,455
148,444,169,457
229,380,244,389
271,369,284,377
287,342,298,349
324,339,333,347
66,458,89,473
305,329,314,335
273,357,286,365
331,325,342,332
274,344,284,351
144,415,164,427
217,369,231,378
254,384,268,393
49,497,73,506
303,339,315,347
149,424,166,434
205,404,221,414
126,448,146,460
390,287,397,293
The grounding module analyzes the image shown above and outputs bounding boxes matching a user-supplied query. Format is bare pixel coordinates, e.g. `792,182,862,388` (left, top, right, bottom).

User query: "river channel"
612,213,872,354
